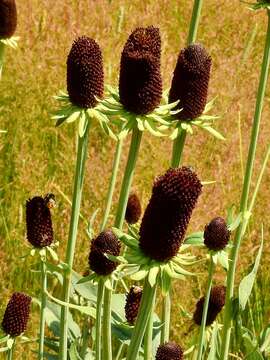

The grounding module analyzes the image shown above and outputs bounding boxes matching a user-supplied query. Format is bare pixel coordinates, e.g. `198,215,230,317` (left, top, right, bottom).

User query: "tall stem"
220,11,270,359
100,138,123,231
96,279,105,360
114,125,142,229
126,280,157,360
197,257,215,360
171,129,187,168
102,288,112,360
187,0,204,44
38,259,47,360
7,340,15,360
144,308,154,360
160,291,171,344
0,42,5,80
59,120,90,360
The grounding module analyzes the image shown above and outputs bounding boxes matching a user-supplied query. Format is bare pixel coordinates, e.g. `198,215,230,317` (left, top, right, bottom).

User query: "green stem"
171,129,187,168
187,0,204,44
0,42,5,80
160,292,171,344
102,288,112,360
220,11,270,360
100,138,123,231
144,309,154,360
7,340,15,360
38,259,47,360
115,343,125,360
114,125,142,229
126,280,157,360
59,120,90,360
197,256,215,360
96,279,105,360
80,316,91,359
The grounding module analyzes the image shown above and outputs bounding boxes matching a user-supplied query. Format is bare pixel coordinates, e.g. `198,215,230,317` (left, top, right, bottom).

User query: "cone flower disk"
193,285,226,326
26,195,54,248
119,26,162,114
125,193,142,225
89,230,121,276
67,36,104,108
2,292,31,337
204,217,230,251
156,342,184,360
125,285,143,325
0,0,17,39
169,43,211,121
139,167,202,262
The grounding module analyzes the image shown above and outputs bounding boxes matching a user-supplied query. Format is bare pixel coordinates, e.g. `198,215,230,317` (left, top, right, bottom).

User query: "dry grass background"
0,0,269,358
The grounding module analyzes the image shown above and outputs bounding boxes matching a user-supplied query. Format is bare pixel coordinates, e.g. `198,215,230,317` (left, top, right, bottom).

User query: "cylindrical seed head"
125,285,142,325
2,292,31,337
139,167,202,262
26,195,54,248
89,230,121,276
0,0,17,39
125,193,142,225
67,36,104,109
156,342,184,360
119,26,162,115
193,285,226,326
204,217,230,251
169,43,211,121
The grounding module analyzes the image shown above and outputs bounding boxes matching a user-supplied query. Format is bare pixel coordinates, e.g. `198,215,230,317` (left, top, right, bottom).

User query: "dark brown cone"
125,193,142,224
139,167,202,262
0,0,17,39
119,26,162,115
89,230,121,276
169,43,211,121
125,286,142,325
193,285,226,326
26,195,54,248
2,292,31,337
67,36,104,109
204,217,230,251
156,342,184,360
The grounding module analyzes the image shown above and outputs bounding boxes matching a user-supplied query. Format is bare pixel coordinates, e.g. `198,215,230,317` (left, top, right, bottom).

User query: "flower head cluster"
2,292,31,337
0,0,17,39
156,342,184,360
125,193,142,225
204,217,230,251
139,167,202,262
125,285,142,325
119,26,162,114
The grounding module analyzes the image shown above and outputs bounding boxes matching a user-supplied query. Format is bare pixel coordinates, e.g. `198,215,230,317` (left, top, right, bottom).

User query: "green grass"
0,0,269,358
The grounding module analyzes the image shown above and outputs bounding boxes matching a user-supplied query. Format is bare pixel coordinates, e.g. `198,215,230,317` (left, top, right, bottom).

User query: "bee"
44,193,56,209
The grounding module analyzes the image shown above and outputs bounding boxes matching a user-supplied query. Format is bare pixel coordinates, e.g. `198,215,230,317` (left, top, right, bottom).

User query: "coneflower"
119,26,162,115
89,230,121,276
204,217,230,251
2,292,31,337
169,43,211,120
0,0,17,39
156,342,184,360
139,167,202,262
125,286,143,325
125,193,142,225
193,285,226,326
26,195,54,248
67,36,104,109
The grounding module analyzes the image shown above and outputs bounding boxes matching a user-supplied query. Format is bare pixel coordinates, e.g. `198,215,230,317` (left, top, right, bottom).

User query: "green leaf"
130,269,148,281
148,266,160,287
184,232,204,246
72,271,97,301
228,212,242,231
239,234,263,310
66,110,81,124
78,112,87,137
160,265,171,296
76,273,96,285
201,125,225,140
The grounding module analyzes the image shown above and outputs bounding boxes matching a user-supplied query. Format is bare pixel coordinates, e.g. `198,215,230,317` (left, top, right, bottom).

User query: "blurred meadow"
0,0,270,358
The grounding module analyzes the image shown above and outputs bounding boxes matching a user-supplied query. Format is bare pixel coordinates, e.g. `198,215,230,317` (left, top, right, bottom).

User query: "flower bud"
204,217,230,251
156,342,184,360
0,0,17,39
125,285,142,325
125,193,142,224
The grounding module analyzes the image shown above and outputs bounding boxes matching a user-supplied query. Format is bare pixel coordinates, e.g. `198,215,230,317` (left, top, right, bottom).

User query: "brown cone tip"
204,217,230,251
156,342,184,360
119,26,162,115
169,43,211,121
67,36,104,109
125,285,143,325
2,292,31,337
89,230,121,276
125,193,142,224
193,285,226,326
139,167,202,262
0,0,17,39
26,195,54,248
